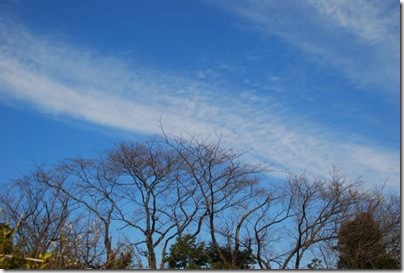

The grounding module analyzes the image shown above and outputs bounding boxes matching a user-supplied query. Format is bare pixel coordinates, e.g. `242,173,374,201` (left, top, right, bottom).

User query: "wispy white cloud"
0,19,399,189
210,0,399,96
307,0,397,44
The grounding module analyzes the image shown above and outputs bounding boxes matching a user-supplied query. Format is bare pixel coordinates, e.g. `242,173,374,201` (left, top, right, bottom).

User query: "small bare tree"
0,170,70,266
37,158,128,268
275,170,361,269
107,139,193,269
163,133,267,268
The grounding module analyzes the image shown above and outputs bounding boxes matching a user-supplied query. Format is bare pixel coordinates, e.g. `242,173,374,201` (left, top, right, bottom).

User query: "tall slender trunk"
146,232,157,269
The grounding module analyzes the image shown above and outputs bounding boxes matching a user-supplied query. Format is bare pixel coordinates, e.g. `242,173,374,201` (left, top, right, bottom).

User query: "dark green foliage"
337,213,399,269
0,136,400,269
0,223,24,269
0,223,13,254
206,243,255,269
166,234,255,269
372,253,400,269
166,234,209,269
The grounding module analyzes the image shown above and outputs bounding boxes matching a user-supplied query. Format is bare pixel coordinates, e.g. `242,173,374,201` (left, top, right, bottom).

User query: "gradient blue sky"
0,0,400,189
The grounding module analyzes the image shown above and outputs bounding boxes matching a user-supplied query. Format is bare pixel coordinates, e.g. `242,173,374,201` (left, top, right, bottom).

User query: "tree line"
0,133,400,269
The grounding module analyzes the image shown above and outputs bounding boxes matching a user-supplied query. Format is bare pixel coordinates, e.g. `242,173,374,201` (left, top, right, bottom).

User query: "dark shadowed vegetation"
0,134,399,269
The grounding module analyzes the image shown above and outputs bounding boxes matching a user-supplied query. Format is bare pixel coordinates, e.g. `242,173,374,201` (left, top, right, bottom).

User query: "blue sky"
0,0,400,189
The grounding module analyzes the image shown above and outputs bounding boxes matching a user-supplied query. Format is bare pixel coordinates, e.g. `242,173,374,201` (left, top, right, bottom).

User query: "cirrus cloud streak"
0,19,399,189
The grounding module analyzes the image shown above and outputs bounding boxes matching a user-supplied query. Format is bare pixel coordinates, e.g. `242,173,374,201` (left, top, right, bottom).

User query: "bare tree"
244,185,294,269
234,169,363,269
278,170,362,269
0,170,70,267
349,187,401,267
163,133,266,268
37,158,127,269
1,133,398,270
107,139,191,269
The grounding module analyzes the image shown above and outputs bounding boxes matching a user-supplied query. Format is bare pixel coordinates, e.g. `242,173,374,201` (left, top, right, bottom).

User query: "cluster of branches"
0,134,400,269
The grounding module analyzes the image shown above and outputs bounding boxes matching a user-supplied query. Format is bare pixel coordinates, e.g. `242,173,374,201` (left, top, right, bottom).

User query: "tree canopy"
337,212,400,269
0,134,400,269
